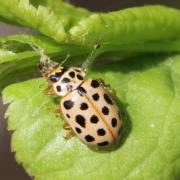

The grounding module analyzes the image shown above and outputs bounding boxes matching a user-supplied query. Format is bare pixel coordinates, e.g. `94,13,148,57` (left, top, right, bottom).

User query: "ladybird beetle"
38,51,122,148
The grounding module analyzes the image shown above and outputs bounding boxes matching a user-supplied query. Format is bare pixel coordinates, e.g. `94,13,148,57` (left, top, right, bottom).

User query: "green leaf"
0,2,180,53
70,5,180,45
3,54,180,180
30,0,91,28
0,0,90,42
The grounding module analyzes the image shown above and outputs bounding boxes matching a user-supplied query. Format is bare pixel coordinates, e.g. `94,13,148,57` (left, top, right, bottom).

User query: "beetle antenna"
82,43,101,70
60,54,70,66
30,44,70,67
30,44,52,64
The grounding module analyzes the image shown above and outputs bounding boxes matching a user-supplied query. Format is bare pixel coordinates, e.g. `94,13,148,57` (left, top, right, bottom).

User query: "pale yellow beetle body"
39,58,122,147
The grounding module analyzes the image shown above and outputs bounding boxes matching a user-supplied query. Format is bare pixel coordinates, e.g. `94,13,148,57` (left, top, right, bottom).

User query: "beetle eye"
38,63,43,70
49,75,59,82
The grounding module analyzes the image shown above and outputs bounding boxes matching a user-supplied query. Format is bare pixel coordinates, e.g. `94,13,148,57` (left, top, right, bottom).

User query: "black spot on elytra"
62,77,70,83
104,93,113,105
77,74,83,80
76,115,86,128
97,129,106,136
111,118,117,127
75,127,81,134
77,86,87,96
56,85,61,92
85,135,95,142
90,115,99,123
102,106,109,115
63,100,74,110
91,80,100,88
80,102,88,110
66,114,70,118
98,141,109,146
92,93,99,101
69,71,75,78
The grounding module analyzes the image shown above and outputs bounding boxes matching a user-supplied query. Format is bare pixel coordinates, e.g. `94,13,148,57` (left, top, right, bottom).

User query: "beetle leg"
99,79,117,99
54,107,63,118
108,88,117,99
43,85,57,96
63,122,71,130
63,122,75,139
55,109,75,139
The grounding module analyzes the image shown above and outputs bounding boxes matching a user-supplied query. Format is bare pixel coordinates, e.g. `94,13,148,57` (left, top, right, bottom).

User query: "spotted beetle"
38,49,122,148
